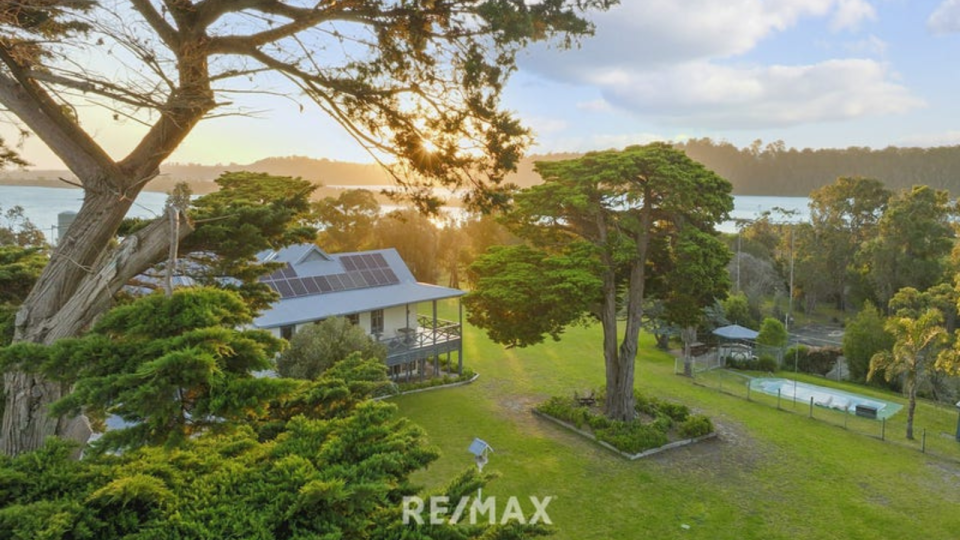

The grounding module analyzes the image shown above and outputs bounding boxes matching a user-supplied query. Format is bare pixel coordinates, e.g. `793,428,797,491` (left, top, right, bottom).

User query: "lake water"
0,185,809,241
0,186,169,243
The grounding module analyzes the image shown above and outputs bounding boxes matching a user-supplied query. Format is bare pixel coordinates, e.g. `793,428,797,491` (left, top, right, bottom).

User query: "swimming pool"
749,378,903,420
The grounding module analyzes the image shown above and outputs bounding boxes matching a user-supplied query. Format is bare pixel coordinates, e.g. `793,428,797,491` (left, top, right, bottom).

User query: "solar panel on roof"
265,282,280,293
315,275,332,292
281,266,297,278
355,255,369,270
382,268,399,283
303,278,320,294
343,273,360,289
359,269,374,286
328,274,344,291
342,256,357,271
370,268,387,284
289,278,308,296
275,280,294,298
372,253,387,267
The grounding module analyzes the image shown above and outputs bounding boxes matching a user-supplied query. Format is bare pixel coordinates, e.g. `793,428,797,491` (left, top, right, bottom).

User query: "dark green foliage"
0,248,46,346
536,392,710,454
784,346,841,376
13,288,290,454
857,185,957,307
757,355,779,373
756,318,788,348
843,302,895,382
465,243,602,348
179,172,318,311
594,422,668,455
678,415,714,439
1,326,543,539
722,293,756,329
276,317,387,380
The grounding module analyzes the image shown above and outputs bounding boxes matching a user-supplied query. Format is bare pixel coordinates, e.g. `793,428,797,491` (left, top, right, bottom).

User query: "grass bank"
394,320,960,539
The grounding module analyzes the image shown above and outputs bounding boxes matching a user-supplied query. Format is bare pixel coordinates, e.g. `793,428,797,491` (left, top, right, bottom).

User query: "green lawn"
392,318,960,540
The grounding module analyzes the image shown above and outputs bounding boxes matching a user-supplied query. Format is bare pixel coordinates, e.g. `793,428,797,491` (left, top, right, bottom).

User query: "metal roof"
252,245,462,329
713,324,759,340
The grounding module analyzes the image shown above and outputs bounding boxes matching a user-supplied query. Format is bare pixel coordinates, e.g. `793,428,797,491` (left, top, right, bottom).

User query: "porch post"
433,300,439,377
458,297,463,375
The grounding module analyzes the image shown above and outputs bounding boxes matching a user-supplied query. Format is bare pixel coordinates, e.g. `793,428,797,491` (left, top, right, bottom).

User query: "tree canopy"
0,0,614,454
468,143,733,420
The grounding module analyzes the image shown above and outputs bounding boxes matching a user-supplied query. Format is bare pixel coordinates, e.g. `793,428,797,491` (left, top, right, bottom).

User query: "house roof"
252,245,463,329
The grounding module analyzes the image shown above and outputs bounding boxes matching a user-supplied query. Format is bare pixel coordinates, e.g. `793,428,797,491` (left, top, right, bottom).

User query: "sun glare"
421,139,438,154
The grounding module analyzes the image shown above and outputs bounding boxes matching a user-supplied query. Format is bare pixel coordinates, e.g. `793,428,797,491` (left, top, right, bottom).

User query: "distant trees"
677,138,960,196
312,189,381,253
857,186,958,307
843,302,894,382
805,177,890,311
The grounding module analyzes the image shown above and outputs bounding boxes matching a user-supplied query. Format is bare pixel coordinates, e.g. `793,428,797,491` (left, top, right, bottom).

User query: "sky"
6,0,960,170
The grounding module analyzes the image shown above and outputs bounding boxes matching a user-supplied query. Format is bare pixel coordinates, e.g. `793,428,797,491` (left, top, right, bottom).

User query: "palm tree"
869,309,947,440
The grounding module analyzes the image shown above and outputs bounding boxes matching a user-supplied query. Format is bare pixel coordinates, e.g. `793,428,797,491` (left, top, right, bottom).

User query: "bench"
575,391,596,406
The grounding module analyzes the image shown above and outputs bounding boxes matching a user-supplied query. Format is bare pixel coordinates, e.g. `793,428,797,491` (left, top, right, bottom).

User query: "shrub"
656,401,690,423
277,317,387,380
679,415,714,439
757,355,778,373
803,347,841,376
594,422,668,454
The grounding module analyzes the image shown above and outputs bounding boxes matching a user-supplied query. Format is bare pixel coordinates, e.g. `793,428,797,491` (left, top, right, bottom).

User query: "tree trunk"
682,326,697,377
0,196,193,455
906,388,916,441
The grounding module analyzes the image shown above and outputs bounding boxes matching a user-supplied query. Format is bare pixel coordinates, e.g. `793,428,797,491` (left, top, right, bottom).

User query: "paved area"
789,324,844,347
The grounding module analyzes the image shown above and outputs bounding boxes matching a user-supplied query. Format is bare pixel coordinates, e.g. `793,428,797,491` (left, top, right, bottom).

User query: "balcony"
380,315,462,369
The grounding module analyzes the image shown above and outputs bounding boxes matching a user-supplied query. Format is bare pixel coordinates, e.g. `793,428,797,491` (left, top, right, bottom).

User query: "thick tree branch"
30,212,195,344
0,52,120,187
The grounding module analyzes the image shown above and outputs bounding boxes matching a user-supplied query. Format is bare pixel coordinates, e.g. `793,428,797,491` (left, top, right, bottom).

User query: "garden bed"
533,392,716,460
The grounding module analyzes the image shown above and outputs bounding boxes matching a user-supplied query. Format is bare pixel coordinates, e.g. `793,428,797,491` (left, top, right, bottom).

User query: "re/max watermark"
402,495,554,525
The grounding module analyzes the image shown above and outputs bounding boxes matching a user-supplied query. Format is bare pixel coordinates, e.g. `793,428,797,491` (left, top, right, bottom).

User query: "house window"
280,325,295,341
371,309,384,335
347,313,360,326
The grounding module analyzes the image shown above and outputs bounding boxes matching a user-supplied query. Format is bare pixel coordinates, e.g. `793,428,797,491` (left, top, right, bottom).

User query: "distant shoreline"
0,177,462,207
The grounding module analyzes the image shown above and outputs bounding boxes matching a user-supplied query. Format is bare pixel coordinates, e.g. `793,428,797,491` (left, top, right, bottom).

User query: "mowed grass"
392,317,960,540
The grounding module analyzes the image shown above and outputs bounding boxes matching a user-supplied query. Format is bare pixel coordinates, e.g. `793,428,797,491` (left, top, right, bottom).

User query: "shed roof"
713,324,759,340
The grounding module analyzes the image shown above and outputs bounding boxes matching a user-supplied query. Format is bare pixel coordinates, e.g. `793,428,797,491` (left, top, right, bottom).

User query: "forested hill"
5,142,960,196
675,139,960,196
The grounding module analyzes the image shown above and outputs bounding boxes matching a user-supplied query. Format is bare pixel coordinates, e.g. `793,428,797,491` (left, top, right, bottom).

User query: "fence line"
686,366,960,464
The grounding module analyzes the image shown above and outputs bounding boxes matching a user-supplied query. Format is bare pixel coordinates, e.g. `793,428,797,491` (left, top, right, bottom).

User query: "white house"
253,244,464,380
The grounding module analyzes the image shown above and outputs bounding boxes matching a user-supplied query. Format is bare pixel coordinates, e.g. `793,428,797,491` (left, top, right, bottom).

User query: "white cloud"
830,0,877,31
599,60,923,129
576,99,613,112
928,0,960,34
515,1,924,130
898,130,960,147
533,132,671,153
525,116,569,136
523,0,874,78
843,34,887,56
